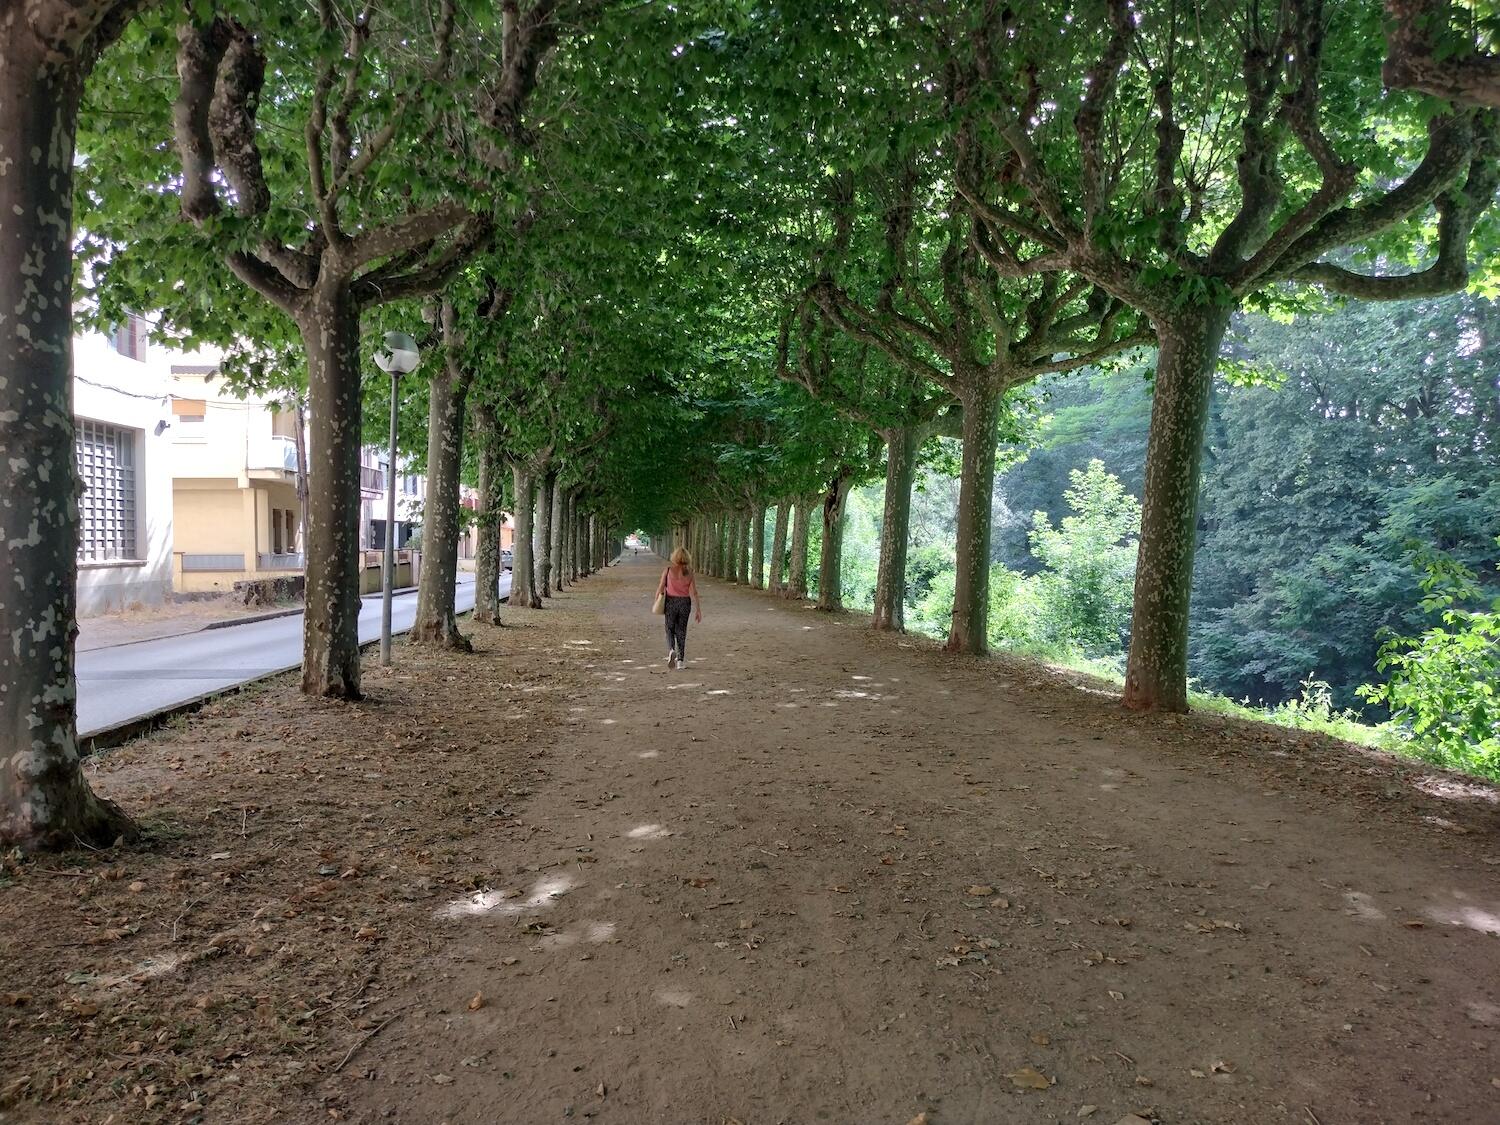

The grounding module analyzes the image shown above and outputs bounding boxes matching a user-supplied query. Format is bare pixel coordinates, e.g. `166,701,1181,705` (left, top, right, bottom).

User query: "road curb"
79,594,503,755
77,585,431,653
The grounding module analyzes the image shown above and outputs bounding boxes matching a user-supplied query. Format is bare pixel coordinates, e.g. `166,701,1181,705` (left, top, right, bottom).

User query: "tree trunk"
534,469,553,598
510,462,541,608
750,504,766,589
740,512,753,583
300,281,366,696
411,360,472,650
550,476,565,591
729,512,744,583
1122,309,1231,713
787,498,813,600
0,35,135,849
768,503,789,594
293,399,310,553
872,426,920,631
946,381,1001,655
472,428,503,626
818,474,854,611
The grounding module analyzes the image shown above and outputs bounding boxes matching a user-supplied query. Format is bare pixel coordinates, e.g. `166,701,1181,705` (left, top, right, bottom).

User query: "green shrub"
1360,546,1500,779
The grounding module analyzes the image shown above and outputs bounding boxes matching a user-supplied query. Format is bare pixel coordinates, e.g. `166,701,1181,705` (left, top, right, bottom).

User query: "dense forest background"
792,295,1499,736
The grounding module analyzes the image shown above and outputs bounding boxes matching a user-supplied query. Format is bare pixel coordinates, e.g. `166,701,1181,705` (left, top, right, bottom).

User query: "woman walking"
656,547,701,669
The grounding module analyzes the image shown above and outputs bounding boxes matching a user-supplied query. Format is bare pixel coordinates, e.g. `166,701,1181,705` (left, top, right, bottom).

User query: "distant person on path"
656,547,701,670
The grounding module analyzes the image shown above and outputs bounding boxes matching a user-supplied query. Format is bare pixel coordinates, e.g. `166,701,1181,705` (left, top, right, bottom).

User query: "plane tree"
813,150,1149,653
776,295,955,622
0,0,152,849
952,0,1499,709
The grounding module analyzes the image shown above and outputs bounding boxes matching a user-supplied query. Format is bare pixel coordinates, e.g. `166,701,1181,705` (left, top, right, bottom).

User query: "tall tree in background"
1193,297,1500,707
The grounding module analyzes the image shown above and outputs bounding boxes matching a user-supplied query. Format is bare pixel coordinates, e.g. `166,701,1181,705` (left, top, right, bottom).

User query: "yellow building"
168,366,306,594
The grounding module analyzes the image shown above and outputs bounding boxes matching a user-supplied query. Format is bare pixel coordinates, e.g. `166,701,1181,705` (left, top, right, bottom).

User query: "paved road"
77,573,501,738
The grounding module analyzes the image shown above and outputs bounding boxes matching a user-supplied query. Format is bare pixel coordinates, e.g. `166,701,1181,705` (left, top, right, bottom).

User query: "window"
272,507,284,554
270,407,298,440
284,509,297,552
111,314,149,362
370,520,387,550
76,420,137,561
404,474,419,495
172,397,206,424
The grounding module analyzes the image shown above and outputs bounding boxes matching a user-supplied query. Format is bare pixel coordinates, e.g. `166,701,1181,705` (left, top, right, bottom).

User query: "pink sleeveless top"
664,566,693,597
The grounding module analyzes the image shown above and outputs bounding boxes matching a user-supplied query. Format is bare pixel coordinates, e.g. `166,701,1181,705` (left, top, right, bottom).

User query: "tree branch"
352,214,495,306
1384,0,1500,109
173,16,230,222
208,20,272,217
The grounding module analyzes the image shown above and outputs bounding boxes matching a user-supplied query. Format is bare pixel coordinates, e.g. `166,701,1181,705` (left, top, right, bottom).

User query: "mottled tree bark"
411,352,472,650
299,282,367,695
787,498,813,600
534,469,553,598
1384,0,1500,109
729,512,745,583
510,462,541,608
0,13,137,849
472,425,504,626
549,476,565,591
946,382,1001,655
872,426,921,631
818,474,854,611
768,503,789,595
1123,310,1232,712
750,504,766,589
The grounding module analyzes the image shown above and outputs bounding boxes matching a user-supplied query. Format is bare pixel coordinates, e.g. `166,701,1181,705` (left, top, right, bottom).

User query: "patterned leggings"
664,595,692,660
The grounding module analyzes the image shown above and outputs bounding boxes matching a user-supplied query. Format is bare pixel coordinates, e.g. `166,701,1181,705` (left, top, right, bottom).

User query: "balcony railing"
248,436,298,473
360,466,384,491
257,552,304,571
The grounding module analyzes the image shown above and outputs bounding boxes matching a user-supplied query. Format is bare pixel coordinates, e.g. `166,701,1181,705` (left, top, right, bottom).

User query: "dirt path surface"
338,556,1500,1125
5,555,1499,1125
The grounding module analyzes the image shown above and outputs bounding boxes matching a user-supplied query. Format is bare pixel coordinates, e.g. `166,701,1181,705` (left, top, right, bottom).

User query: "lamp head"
373,330,420,375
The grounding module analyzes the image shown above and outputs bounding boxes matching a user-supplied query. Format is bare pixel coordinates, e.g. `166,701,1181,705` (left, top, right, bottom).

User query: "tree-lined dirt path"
330,554,1500,1125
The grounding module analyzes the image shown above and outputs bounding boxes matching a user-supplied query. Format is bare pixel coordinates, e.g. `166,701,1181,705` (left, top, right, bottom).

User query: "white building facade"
72,319,176,616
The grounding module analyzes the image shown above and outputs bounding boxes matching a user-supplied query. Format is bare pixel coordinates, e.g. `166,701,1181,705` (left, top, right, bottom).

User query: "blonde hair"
670,547,692,568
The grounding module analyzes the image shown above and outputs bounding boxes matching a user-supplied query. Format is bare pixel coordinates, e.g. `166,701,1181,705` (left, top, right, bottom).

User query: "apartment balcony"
249,436,298,475
360,465,385,492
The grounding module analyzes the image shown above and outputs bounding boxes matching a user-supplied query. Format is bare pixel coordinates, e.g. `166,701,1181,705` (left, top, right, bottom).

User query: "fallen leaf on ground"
430,1074,454,1085
1007,1066,1052,1090
467,993,485,1011
966,885,995,897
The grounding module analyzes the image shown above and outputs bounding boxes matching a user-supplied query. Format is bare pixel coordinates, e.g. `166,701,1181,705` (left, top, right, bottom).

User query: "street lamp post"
373,331,421,667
